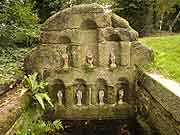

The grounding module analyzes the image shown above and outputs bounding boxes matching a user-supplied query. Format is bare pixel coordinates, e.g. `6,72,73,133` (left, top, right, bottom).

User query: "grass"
139,34,180,82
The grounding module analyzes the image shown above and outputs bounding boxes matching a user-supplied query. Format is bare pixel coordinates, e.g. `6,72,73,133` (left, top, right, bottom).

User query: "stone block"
98,44,109,67
102,27,138,42
131,41,153,65
71,3,105,14
120,41,131,66
41,29,80,44
111,13,130,28
42,9,111,31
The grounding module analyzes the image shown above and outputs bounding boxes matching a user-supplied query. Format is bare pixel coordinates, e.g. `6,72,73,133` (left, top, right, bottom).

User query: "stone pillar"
120,42,131,66
91,85,98,105
72,45,81,67
107,86,116,104
99,43,109,67
65,86,74,107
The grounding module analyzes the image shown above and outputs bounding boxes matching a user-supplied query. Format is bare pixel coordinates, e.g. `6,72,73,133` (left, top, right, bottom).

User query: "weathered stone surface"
111,13,130,28
40,29,80,44
55,103,135,120
137,72,180,135
102,27,138,41
41,4,110,31
131,41,154,65
24,45,64,76
120,41,131,66
71,3,104,14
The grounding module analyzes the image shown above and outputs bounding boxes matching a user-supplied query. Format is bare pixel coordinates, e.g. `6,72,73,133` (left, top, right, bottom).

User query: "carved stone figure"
109,48,117,68
118,89,124,104
57,90,63,105
76,89,82,106
62,53,69,69
86,50,94,68
99,89,104,105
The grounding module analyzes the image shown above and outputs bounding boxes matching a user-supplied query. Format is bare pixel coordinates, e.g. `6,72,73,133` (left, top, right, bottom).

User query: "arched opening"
106,33,120,41
80,20,99,66
116,77,129,103
50,79,66,104
74,79,88,105
58,36,73,67
58,36,71,44
80,19,98,30
96,78,108,104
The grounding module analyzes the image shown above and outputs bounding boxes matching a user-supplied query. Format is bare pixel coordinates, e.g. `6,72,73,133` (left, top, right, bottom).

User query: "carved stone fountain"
24,4,153,120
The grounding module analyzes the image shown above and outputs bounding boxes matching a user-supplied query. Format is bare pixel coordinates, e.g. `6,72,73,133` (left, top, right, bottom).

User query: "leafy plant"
0,47,29,85
0,0,39,47
23,72,54,110
16,111,63,135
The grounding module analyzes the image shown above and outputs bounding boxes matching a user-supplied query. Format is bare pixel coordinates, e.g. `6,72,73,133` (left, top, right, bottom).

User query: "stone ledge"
137,71,180,123
55,103,135,120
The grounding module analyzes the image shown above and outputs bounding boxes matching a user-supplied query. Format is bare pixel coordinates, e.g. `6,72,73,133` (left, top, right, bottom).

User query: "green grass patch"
139,34,180,82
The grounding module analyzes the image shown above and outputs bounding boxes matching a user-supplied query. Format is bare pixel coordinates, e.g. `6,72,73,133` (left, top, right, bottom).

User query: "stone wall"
137,71,180,135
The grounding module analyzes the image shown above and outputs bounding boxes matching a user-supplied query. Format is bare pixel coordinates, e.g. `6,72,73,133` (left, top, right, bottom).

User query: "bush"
0,0,39,47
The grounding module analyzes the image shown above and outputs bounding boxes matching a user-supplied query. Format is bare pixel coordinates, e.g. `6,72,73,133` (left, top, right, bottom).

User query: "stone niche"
24,4,153,120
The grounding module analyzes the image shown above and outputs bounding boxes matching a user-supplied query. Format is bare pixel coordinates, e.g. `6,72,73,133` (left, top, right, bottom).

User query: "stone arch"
57,36,73,67
106,33,120,41
74,79,88,105
80,19,98,30
49,79,66,104
96,78,108,104
116,77,129,103
80,19,99,66
58,36,71,44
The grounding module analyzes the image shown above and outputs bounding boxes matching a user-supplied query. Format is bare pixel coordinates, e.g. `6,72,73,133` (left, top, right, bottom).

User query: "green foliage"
140,34,180,82
0,47,29,85
0,0,39,47
136,115,152,135
113,0,155,36
23,72,54,110
16,111,63,135
113,0,180,34
32,0,112,22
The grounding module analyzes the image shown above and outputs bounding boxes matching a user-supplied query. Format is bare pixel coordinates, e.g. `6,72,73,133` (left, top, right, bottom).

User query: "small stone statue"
86,50,94,68
99,89,105,105
62,53,69,69
76,89,82,106
109,48,117,68
57,90,63,105
118,89,124,104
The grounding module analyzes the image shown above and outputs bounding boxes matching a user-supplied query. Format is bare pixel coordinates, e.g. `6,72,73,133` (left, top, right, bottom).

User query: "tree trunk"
159,14,164,31
169,11,180,32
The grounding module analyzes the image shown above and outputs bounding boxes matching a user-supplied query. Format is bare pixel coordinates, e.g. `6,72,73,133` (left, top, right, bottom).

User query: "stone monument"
23,4,153,120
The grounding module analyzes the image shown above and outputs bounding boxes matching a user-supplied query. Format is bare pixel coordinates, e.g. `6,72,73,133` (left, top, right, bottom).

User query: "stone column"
65,86,74,107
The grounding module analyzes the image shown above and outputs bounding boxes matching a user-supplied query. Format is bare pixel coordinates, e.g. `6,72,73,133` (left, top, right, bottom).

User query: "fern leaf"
34,93,45,110
42,93,54,108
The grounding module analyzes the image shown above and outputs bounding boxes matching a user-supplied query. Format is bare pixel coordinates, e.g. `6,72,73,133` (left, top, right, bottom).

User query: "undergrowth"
0,47,29,85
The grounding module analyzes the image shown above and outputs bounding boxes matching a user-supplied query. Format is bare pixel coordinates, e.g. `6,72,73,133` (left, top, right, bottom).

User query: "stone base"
55,103,135,120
